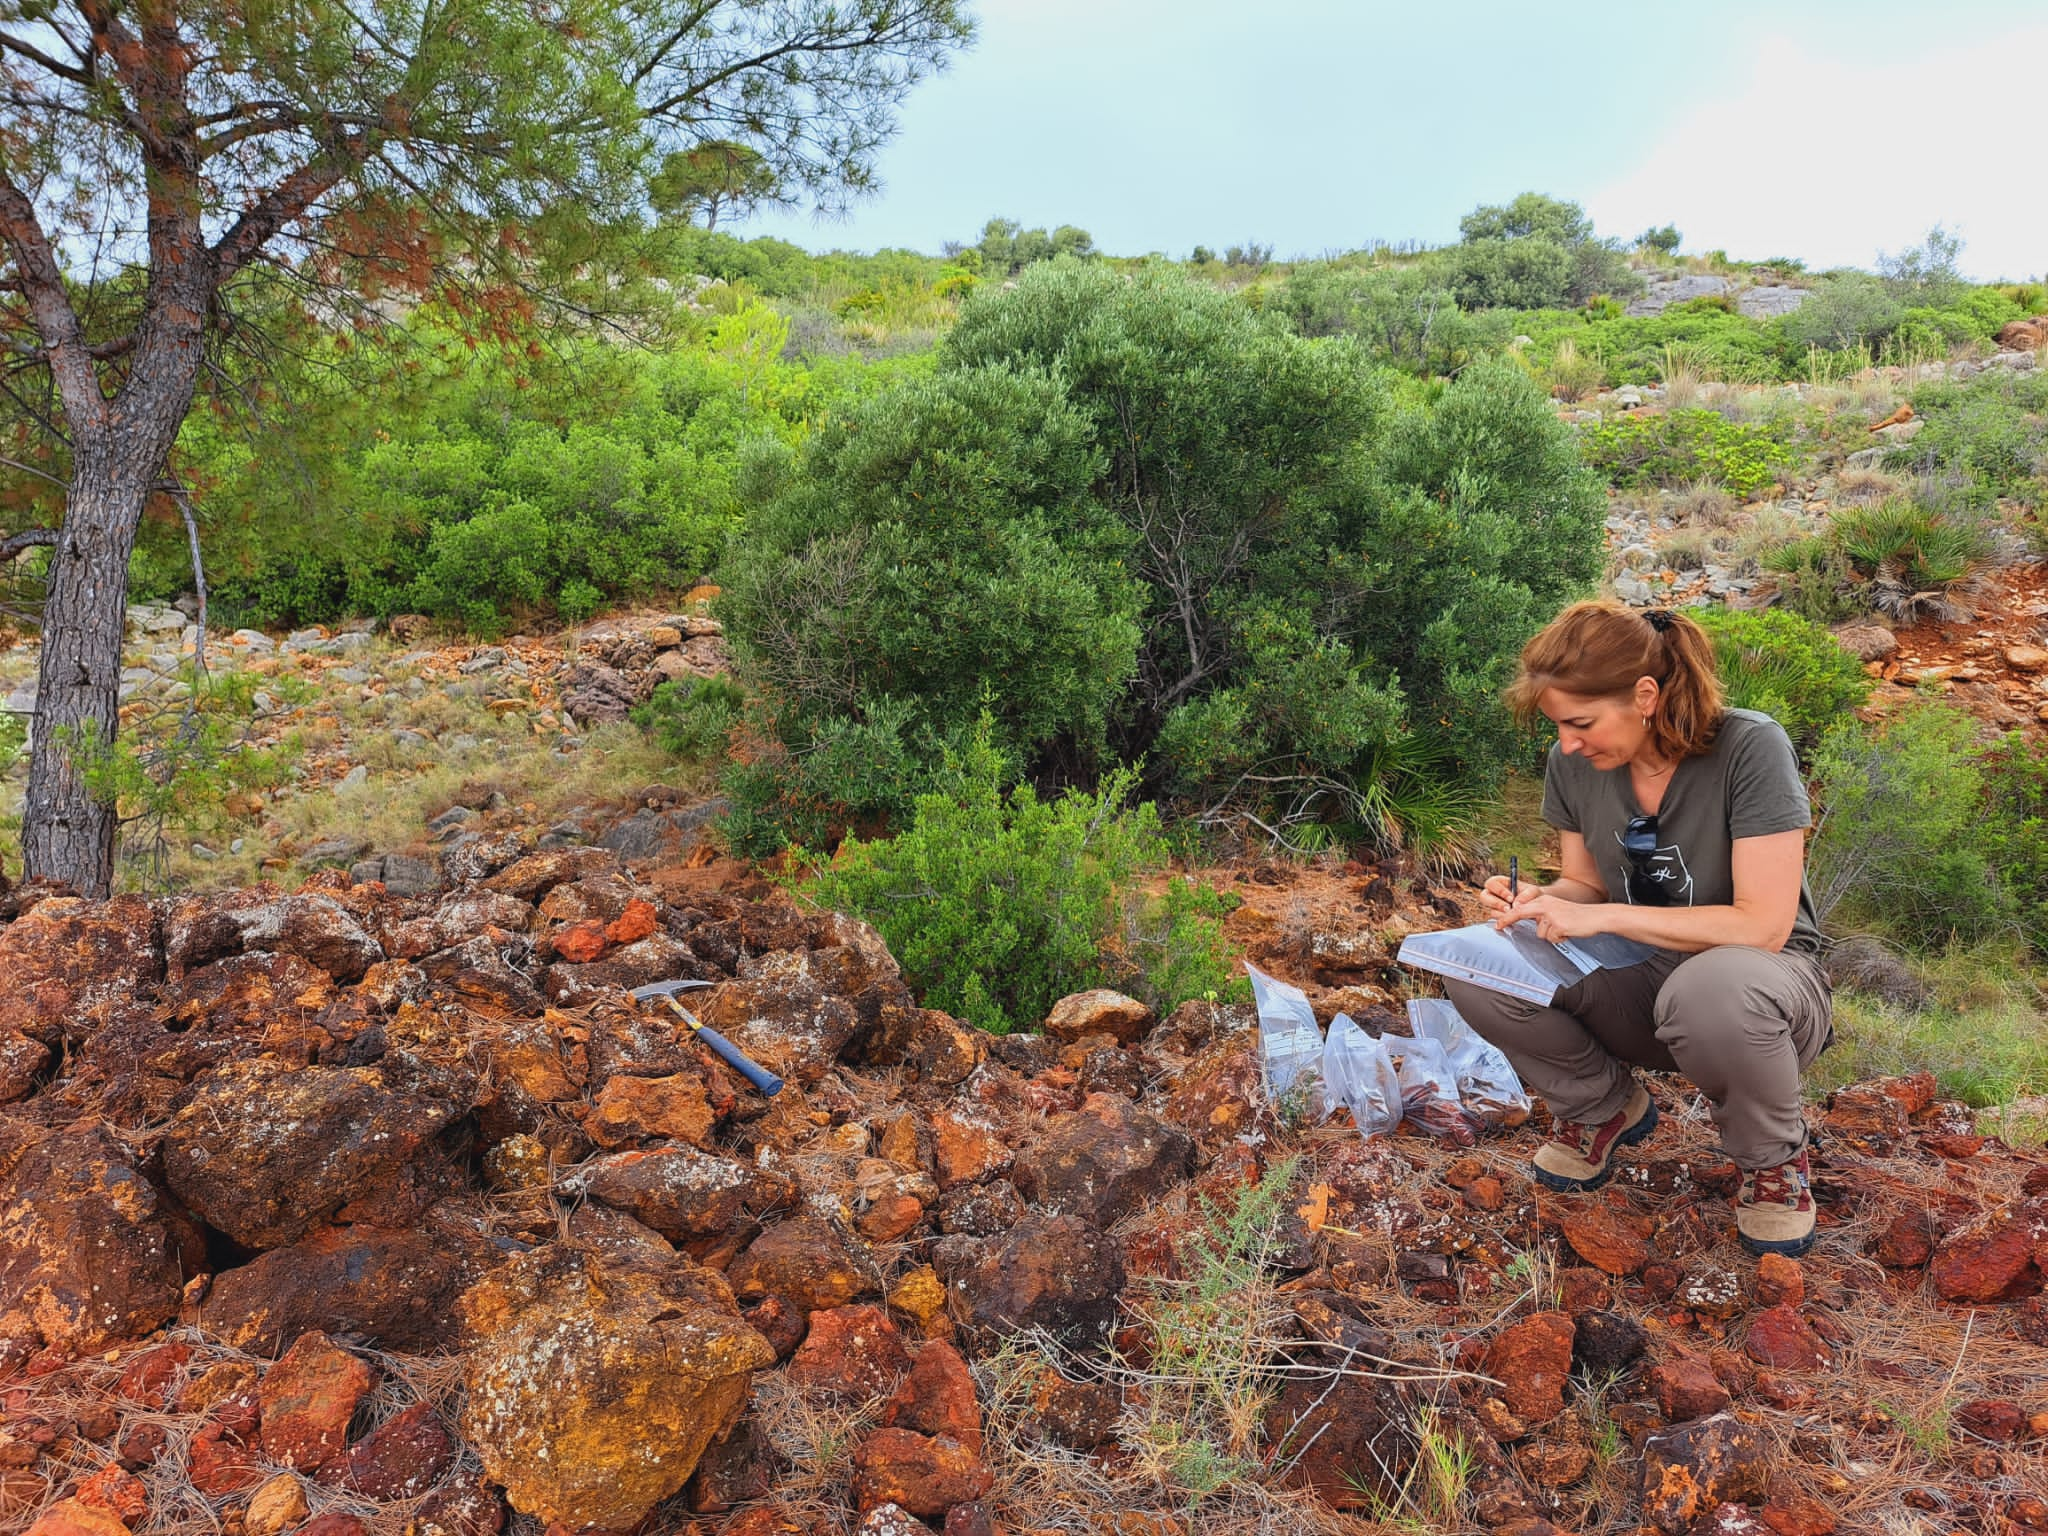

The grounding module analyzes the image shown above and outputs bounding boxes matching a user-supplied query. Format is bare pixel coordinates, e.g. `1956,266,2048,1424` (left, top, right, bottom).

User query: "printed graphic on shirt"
1615,832,1695,906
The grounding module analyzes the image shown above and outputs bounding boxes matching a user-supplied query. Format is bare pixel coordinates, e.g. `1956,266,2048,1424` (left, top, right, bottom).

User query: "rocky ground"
1,828,2045,1536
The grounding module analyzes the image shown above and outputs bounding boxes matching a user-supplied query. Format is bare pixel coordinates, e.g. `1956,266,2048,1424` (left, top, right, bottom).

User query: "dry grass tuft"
12,1329,476,1536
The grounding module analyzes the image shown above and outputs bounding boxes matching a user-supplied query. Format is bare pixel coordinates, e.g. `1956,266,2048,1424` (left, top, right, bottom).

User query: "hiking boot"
1735,1145,1817,1257
1530,1081,1658,1192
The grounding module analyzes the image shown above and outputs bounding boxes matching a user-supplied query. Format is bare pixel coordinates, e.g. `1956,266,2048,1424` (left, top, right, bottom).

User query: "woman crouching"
1445,600,1833,1257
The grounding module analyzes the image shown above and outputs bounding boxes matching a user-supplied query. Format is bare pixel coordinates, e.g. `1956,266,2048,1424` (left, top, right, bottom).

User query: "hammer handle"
691,1022,785,1098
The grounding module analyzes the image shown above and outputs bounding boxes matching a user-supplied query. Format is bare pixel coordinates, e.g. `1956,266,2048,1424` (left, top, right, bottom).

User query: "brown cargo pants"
1441,944,1833,1170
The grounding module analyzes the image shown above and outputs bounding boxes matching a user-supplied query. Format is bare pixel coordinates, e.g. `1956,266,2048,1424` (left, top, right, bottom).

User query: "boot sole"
1739,1227,1818,1259
1531,1098,1659,1193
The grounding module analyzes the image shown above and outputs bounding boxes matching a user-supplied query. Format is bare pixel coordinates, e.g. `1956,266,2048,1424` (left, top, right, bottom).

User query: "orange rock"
1485,1312,1575,1427
1761,1485,1837,1536
587,1072,714,1149
551,920,610,964
605,899,660,947
24,1499,131,1536
260,1332,375,1471
72,1467,146,1522
1743,1306,1829,1372
1754,1253,1804,1308
929,1109,1011,1189
1561,1202,1649,1276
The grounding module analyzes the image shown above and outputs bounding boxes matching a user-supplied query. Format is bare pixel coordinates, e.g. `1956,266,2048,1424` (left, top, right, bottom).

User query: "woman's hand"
1491,890,1601,943
1478,874,1543,918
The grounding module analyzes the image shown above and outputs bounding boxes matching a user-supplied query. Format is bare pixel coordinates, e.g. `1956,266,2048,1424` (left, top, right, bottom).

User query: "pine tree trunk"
21,434,175,897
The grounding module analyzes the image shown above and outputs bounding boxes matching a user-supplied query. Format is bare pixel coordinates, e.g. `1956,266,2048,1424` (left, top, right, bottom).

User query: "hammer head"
630,977,714,1002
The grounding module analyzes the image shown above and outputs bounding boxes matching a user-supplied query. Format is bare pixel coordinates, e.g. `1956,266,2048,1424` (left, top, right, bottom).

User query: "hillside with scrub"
5,194,2048,1536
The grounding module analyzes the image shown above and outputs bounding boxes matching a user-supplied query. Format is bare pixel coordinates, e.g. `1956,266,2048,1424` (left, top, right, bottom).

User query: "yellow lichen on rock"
457,1242,775,1530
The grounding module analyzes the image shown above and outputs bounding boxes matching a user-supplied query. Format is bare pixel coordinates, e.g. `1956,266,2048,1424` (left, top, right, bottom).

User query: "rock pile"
2,847,2045,1536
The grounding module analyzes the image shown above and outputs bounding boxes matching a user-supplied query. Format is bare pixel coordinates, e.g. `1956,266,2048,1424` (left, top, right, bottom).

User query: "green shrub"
1808,702,2012,949
1779,272,1902,352
1978,732,2048,953
802,721,1231,1033
633,675,746,760
1273,259,1512,375
716,362,1142,767
1580,408,1797,499
1693,607,1871,753
1450,193,1641,310
1902,370,2048,504
410,500,552,635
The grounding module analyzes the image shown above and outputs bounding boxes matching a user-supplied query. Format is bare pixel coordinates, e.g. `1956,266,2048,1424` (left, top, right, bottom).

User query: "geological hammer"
629,978,785,1098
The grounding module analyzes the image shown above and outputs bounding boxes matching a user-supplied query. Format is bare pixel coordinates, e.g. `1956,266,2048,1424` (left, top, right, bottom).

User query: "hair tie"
1643,608,1676,634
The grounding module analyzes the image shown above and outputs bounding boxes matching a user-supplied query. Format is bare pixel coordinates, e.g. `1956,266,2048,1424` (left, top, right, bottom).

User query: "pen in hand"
1509,855,1518,905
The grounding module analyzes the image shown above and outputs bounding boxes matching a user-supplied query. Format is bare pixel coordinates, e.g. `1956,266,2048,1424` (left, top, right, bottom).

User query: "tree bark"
19,437,164,895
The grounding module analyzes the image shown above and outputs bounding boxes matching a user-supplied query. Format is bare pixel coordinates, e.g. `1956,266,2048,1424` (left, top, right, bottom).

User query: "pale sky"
749,0,2045,281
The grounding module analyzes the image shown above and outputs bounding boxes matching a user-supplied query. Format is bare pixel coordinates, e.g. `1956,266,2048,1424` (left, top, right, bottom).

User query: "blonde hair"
1506,600,1725,762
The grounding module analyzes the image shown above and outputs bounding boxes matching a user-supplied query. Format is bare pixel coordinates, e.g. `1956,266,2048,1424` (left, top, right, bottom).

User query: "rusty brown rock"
786,1304,912,1400
863,1007,985,1086
1043,989,1154,1045
1872,1208,1941,1269
0,1119,182,1352
568,1145,790,1243
1485,1312,1576,1427
936,1213,1122,1344
0,894,161,1044
107,1345,186,1412
1954,1398,2025,1442
1743,1305,1829,1371
885,1340,982,1453
1760,1485,1836,1536
1821,1084,1909,1156
1261,1371,1413,1508
1157,1031,1261,1146
1651,1355,1732,1422
162,1059,461,1249
72,1466,146,1522
260,1330,375,1471
382,890,535,959
1754,1253,1804,1308
1640,1413,1770,1535
930,1108,1012,1189
1515,1441,1592,1487
0,1033,50,1104
242,1473,308,1536
458,1243,775,1530
185,1422,263,1497
851,1429,992,1519
1027,1370,1122,1450
329,1401,456,1498
691,957,862,1086
1932,1224,2042,1303
1012,1093,1193,1228
1560,1201,1650,1276
483,847,622,903
728,1214,882,1313
199,1219,486,1354
586,1072,715,1149
23,1499,132,1536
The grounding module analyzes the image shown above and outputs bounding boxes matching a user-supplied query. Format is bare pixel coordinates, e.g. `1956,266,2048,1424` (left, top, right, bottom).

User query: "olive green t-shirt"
1540,708,1824,956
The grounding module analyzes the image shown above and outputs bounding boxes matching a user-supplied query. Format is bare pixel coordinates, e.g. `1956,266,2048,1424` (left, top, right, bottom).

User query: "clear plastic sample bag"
1408,998,1532,1128
1322,1012,1401,1138
1245,961,1325,1118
